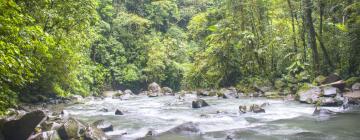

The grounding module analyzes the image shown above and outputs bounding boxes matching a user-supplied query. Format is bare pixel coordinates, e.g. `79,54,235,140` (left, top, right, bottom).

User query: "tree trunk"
303,0,320,75
318,0,334,70
287,0,298,53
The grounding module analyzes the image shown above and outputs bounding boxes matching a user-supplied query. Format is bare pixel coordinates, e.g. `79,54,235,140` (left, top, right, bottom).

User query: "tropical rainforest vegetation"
1,0,359,114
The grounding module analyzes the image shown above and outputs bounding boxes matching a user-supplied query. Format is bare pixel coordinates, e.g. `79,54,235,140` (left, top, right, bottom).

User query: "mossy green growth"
345,77,360,88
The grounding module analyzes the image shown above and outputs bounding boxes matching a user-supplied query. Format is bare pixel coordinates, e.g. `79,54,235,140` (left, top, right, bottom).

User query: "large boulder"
297,85,321,104
93,120,113,132
1,110,46,140
219,87,239,99
57,118,87,139
168,122,200,134
57,118,107,140
322,86,339,97
147,82,162,97
192,99,209,108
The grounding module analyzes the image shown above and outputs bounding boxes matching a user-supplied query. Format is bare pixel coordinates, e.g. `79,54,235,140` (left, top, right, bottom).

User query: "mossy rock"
274,80,286,90
297,83,313,93
313,75,326,86
345,77,360,88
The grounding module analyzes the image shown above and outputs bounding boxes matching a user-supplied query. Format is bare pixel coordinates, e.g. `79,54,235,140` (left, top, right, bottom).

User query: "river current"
64,95,360,140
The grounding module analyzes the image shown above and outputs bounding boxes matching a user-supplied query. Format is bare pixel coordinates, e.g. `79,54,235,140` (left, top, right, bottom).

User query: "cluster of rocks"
238,103,268,114
0,110,108,140
297,74,360,107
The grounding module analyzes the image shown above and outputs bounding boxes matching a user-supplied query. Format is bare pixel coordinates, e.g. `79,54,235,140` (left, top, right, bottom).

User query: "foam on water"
65,95,353,139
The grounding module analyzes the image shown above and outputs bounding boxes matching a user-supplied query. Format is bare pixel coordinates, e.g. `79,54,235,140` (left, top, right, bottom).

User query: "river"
64,95,360,140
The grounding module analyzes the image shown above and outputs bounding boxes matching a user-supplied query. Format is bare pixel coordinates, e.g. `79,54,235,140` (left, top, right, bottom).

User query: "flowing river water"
64,95,360,140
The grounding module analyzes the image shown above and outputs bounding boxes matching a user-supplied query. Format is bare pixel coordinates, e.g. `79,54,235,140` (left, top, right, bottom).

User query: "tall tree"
303,0,320,75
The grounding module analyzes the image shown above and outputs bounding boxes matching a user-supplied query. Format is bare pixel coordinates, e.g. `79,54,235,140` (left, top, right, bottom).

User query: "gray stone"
322,86,339,97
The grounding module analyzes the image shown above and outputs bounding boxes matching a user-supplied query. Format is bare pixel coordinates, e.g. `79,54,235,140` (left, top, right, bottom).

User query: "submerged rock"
168,122,200,134
312,107,336,116
1,110,46,140
93,120,113,132
99,108,109,112
192,99,209,108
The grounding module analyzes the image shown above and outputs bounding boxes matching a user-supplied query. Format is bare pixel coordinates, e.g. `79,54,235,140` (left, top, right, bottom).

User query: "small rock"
352,83,360,91
93,120,113,132
239,105,247,113
162,87,173,95
115,109,124,115
124,89,134,95
99,108,109,112
192,99,209,108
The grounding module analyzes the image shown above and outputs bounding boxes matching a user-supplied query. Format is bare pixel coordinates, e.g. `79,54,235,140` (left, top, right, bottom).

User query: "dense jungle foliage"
1,0,359,114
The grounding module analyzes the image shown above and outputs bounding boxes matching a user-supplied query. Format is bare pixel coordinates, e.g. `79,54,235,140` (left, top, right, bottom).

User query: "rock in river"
249,104,265,113
192,99,209,108
1,110,46,140
93,120,113,132
115,109,124,115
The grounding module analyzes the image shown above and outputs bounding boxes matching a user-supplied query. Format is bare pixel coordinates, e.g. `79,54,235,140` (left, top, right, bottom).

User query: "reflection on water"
65,95,360,140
